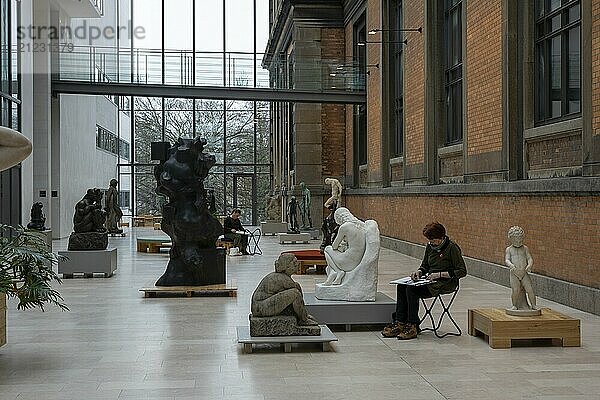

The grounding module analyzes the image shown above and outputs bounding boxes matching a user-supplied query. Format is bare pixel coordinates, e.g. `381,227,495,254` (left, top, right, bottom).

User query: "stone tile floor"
1,228,599,400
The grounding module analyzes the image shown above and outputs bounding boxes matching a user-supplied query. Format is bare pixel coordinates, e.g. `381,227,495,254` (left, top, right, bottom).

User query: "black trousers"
394,284,433,325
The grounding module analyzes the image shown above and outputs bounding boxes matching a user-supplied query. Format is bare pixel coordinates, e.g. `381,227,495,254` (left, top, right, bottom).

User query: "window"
96,125,130,161
534,0,580,124
354,14,367,166
444,0,463,145
390,0,404,157
119,190,130,208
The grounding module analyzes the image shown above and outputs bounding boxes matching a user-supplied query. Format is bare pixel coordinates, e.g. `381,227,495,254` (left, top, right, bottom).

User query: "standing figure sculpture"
287,196,299,233
0,126,32,172
505,226,539,315
27,202,47,231
68,188,108,250
207,189,217,215
105,179,123,234
299,182,312,229
153,137,224,286
324,178,343,208
320,201,339,253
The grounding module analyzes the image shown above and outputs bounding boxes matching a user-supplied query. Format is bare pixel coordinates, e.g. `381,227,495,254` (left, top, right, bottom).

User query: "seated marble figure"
315,207,380,302
250,253,320,336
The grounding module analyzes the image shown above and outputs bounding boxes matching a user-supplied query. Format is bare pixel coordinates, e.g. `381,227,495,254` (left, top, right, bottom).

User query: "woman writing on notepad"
382,222,467,340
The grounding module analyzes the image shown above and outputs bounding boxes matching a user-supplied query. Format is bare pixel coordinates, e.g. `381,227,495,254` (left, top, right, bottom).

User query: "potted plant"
0,224,68,347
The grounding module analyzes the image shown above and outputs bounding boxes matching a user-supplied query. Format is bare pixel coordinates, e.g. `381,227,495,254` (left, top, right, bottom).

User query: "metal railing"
57,46,366,92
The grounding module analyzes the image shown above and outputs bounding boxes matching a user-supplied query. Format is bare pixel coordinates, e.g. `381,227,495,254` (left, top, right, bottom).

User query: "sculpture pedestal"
32,230,52,250
249,315,320,337
278,233,311,244
300,228,320,240
260,222,288,235
155,248,226,286
304,292,396,330
237,325,337,353
468,308,580,348
58,248,117,278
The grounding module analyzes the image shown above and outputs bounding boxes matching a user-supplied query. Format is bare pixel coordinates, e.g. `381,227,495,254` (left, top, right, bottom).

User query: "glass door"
232,173,256,226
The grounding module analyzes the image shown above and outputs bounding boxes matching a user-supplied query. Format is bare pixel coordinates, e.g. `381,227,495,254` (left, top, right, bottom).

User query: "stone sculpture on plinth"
68,188,108,250
250,253,320,336
27,202,47,231
299,182,312,229
154,137,225,286
316,207,380,302
105,179,123,234
505,226,540,316
324,178,343,208
265,190,282,222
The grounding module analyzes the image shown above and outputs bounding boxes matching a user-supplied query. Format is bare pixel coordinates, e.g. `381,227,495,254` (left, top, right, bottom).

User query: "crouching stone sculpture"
315,207,380,302
250,253,320,336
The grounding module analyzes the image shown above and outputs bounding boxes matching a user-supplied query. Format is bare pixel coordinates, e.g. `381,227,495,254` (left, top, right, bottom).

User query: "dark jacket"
418,238,467,296
223,216,243,235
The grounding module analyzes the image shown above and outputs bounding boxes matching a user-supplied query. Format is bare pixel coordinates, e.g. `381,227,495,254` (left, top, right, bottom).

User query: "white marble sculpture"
315,207,380,302
505,226,540,316
324,178,343,208
0,126,32,172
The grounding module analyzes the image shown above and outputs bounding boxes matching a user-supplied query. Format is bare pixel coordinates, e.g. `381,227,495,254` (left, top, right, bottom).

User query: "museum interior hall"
1,0,599,399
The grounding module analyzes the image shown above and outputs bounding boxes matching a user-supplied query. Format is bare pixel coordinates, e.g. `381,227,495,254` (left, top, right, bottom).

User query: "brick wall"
321,28,346,179
593,0,600,136
466,0,503,155
404,0,425,166
345,23,354,182
366,0,382,183
527,134,582,170
390,162,403,181
346,194,600,289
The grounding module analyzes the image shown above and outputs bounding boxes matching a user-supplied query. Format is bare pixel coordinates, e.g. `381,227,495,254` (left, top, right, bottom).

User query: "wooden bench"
468,308,580,349
216,239,235,254
136,237,172,253
282,250,327,274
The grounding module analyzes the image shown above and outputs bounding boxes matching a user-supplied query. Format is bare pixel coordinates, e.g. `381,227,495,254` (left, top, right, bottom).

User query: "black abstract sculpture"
153,137,225,286
27,202,47,231
320,200,339,253
68,188,108,250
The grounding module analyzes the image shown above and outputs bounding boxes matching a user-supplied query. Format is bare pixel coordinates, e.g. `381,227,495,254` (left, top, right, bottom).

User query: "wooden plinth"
298,259,327,275
140,282,237,298
468,308,580,349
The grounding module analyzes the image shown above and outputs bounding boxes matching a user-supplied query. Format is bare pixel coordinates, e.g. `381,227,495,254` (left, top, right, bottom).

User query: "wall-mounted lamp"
358,39,408,46
368,27,422,35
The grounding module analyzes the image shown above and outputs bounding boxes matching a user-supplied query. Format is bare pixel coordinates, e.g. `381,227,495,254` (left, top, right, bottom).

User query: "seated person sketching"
383,222,467,340
223,208,249,255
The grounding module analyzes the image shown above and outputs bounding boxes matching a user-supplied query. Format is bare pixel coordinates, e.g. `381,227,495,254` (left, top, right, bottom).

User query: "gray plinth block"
279,233,311,244
304,292,396,325
58,248,117,278
301,229,320,240
261,222,289,235
249,315,321,336
237,325,337,353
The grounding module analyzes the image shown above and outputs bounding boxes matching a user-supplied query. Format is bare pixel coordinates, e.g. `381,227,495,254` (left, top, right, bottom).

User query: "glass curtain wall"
0,0,22,226
113,0,271,225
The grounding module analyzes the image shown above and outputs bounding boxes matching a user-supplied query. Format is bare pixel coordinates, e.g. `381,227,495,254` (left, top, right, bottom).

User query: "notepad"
389,276,432,286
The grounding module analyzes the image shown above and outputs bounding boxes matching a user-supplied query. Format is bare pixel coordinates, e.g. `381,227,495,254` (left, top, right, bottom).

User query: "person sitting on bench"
223,209,249,255
383,222,467,340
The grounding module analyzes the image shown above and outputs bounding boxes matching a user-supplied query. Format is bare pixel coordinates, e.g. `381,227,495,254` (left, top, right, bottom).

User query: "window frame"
534,0,581,126
443,0,463,146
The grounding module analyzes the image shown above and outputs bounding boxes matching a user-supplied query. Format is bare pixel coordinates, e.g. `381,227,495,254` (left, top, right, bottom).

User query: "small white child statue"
505,226,540,315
